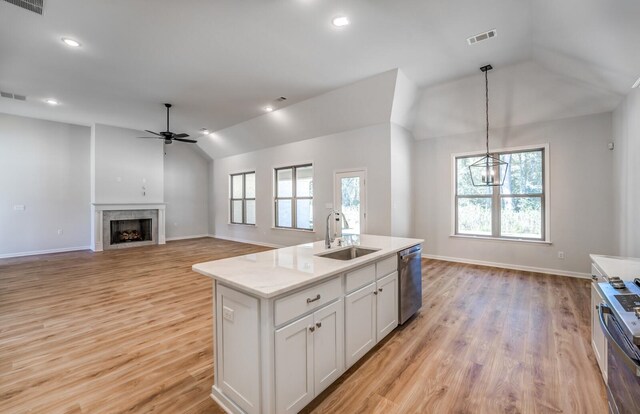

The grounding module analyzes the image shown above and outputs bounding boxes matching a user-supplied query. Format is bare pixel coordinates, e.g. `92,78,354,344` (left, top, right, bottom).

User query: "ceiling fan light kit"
137,103,198,144
469,64,509,187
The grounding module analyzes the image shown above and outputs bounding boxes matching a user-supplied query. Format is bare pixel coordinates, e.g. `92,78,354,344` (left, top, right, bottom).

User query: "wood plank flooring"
1,238,607,413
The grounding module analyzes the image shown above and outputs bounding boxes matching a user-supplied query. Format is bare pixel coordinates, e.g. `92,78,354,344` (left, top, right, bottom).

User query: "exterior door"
335,170,366,235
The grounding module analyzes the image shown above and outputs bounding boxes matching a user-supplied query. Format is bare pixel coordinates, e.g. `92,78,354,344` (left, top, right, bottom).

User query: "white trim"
166,234,211,241
450,234,552,245
211,234,283,249
0,246,91,259
450,143,551,242
422,253,590,279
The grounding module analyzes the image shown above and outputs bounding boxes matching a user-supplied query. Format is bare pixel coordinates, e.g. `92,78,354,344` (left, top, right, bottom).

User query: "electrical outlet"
558,251,565,260
222,306,234,322
57,229,63,235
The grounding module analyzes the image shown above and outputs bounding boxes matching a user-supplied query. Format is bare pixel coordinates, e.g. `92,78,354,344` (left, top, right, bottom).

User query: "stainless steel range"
596,277,640,414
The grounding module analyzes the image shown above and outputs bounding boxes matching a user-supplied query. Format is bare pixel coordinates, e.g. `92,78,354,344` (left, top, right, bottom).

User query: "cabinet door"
275,314,314,413
313,299,345,395
591,283,607,382
376,272,398,342
345,282,376,368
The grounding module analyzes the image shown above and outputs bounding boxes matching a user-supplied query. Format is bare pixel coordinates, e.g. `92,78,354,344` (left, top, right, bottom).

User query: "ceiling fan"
138,103,197,144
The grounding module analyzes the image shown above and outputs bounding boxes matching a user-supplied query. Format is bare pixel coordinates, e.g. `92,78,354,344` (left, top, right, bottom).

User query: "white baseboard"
0,246,91,259
422,254,590,279
166,234,211,241
211,234,283,249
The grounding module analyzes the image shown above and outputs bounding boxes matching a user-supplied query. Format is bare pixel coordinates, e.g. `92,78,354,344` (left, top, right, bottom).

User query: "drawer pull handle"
309,326,315,332
316,322,322,329
307,294,321,304
378,288,383,292
373,291,378,295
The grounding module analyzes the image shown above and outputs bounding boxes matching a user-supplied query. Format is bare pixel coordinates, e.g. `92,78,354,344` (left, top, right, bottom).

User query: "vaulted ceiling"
1,0,638,137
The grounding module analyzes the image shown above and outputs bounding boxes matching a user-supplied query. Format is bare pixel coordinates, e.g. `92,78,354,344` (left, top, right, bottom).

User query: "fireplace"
110,218,152,245
97,208,160,250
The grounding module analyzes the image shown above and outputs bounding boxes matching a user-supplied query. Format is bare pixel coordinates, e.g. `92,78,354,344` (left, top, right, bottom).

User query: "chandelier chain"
485,68,489,155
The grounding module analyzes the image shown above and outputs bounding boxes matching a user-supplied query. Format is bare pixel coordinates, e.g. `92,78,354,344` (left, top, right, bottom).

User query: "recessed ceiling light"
201,128,210,135
264,106,274,112
332,16,350,27
61,38,81,47
45,98,59,105
632,76,640,89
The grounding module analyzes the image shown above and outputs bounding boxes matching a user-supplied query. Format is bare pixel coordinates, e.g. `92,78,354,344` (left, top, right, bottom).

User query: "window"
455,147,546,241
275,164,313,230
230,172,256,225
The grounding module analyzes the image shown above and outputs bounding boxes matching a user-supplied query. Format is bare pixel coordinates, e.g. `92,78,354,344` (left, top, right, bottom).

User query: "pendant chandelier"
469,64,508,186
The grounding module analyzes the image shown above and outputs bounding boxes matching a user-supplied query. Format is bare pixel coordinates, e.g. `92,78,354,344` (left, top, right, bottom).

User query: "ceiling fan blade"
174,133,190,138
145,130,162,136
137,136,164,139
173,138,198,143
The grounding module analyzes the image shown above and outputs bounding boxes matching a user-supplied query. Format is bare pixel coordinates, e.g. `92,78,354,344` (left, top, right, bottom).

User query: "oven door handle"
598,302,640,377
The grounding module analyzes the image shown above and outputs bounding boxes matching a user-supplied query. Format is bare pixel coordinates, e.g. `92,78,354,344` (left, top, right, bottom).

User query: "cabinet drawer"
376,255,397,279
275,277,342,326
346,264,376,293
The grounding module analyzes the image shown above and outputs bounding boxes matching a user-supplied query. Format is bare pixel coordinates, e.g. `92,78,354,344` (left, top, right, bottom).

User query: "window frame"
229,171,256,225
452,144,550,242
274,163,313,231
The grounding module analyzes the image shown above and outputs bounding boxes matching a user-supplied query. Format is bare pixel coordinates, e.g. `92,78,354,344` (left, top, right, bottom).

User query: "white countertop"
192,234,423,298
591,254,640,281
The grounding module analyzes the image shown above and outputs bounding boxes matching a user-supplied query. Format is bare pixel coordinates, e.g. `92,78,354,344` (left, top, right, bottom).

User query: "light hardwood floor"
1,238,607,413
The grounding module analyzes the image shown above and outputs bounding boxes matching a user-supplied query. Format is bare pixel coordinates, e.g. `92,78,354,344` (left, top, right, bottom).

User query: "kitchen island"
192,234,423,414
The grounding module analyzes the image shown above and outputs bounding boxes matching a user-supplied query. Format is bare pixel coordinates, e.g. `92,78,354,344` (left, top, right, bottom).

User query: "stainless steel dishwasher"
398,244,423,324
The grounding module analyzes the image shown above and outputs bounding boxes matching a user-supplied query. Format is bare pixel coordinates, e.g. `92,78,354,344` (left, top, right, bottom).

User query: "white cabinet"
345,272,399,368
591,280,607,382
376,272,398,340
275,313,314,414
345,283,377,367
313,300,344,394
275,300,344,413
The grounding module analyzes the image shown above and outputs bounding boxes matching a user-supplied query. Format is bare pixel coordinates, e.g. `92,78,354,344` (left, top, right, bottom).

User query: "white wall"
198,70,398,160
414,113,616,275
0,113,91,256
212,123,392,247
92,123,164,204
413,61,622,141
390,123,414,237
164,144,210,239
613,88,640,257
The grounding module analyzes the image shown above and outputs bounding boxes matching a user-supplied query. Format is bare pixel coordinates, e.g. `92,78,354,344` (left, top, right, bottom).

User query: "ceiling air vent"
3,0,44,15
467,29,497,45
1,91,27,101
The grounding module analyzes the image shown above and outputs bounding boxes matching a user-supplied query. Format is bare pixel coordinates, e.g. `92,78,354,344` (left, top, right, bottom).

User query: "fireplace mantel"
92,203,166,211
91,203,166,251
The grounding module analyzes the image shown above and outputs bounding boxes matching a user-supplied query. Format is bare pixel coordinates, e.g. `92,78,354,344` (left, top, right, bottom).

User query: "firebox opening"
110,219,152,245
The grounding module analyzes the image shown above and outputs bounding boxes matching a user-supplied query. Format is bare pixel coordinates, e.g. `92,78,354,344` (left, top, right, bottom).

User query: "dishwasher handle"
400,248,422,262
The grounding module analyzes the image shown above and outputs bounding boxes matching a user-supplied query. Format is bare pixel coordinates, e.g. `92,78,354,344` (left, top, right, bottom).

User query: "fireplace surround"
91,203,166,251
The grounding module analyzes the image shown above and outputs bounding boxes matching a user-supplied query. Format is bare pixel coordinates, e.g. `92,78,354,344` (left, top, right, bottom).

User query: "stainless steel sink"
316,246,380,261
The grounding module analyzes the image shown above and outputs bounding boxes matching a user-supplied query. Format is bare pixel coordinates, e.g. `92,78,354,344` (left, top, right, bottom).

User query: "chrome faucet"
325,210,338,249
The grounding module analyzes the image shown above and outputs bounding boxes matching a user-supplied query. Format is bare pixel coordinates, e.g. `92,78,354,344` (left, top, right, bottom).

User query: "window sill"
272,227,315,233
450,234,552,245
228,223,256,227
